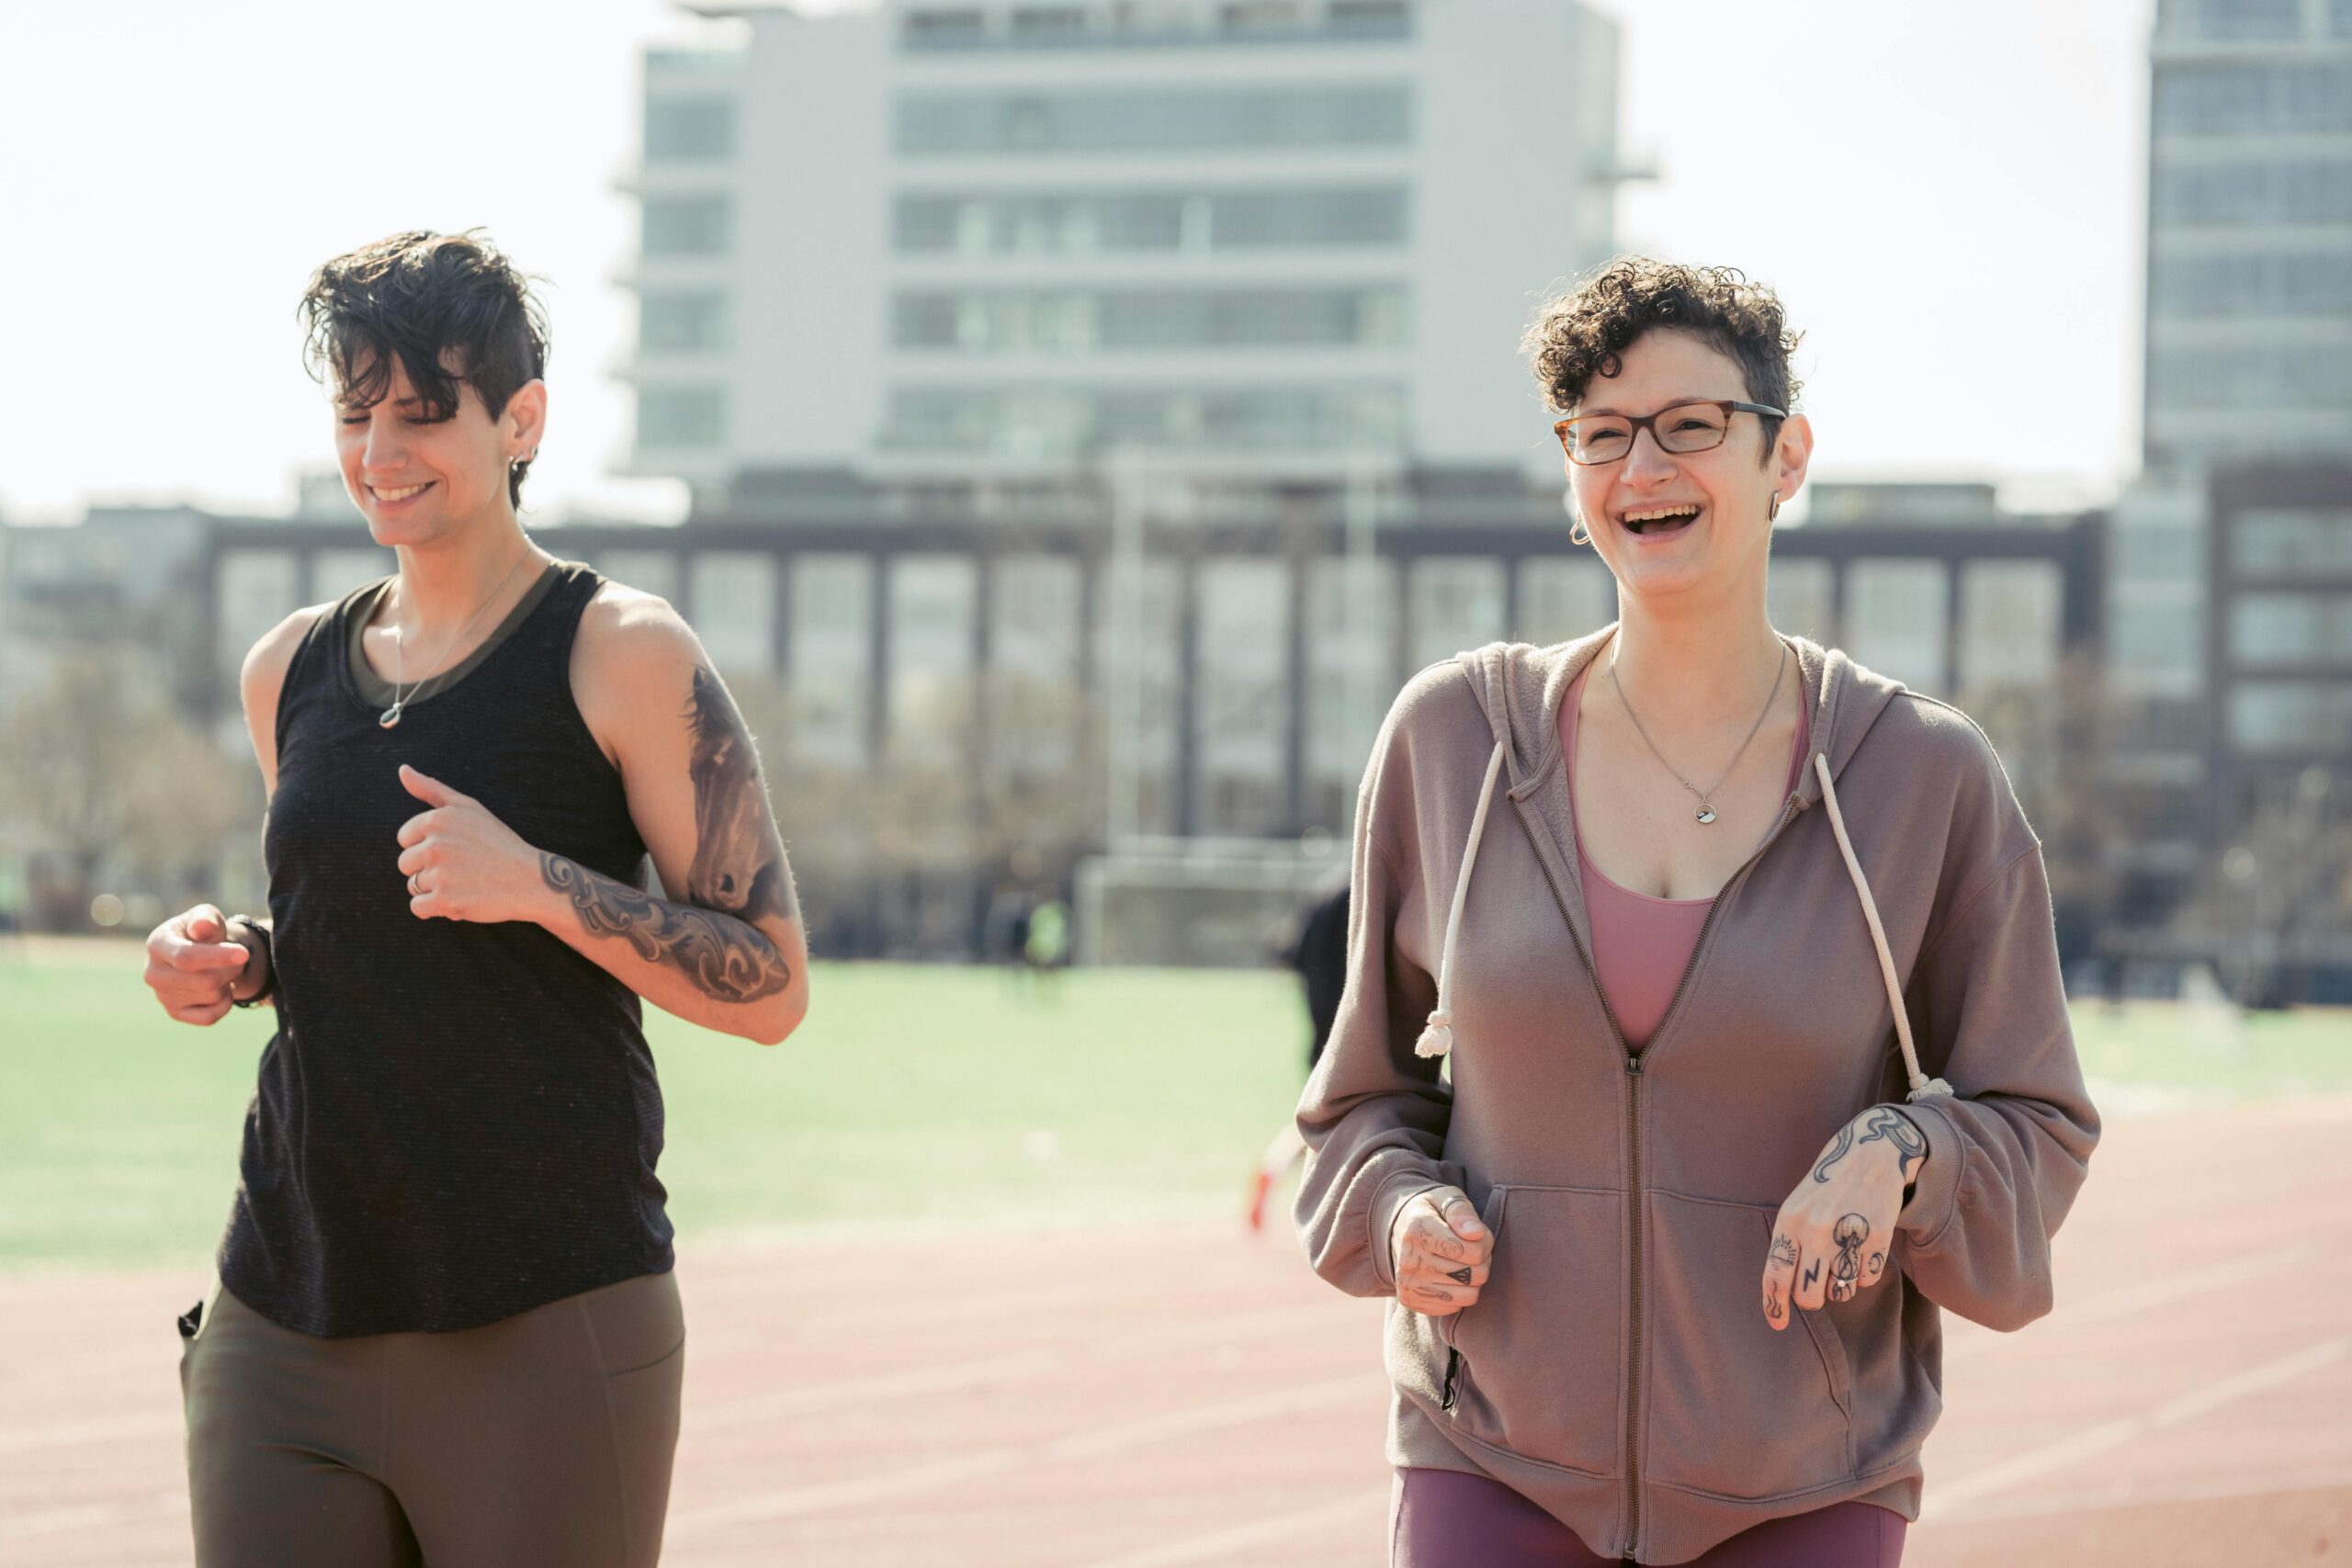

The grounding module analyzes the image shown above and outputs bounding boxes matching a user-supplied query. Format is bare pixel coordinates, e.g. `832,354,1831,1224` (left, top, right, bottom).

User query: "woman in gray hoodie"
1295,258,2098,1565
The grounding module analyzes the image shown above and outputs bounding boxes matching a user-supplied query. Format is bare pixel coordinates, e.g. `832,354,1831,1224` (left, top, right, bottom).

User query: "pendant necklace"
378,547,538,729
1609,639,1789,826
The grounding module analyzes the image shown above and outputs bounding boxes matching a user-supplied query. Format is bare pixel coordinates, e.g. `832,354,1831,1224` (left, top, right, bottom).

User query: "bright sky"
0,0,2153,525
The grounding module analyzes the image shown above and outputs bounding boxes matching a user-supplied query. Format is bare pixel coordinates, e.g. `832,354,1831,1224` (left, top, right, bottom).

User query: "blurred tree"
0,644,246,930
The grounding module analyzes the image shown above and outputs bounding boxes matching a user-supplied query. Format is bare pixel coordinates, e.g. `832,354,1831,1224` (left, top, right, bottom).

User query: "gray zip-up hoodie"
1295,628,2099,1564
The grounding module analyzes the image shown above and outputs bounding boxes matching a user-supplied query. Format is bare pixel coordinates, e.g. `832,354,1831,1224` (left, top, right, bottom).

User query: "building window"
645,97,736,161
893,186,1408,254
2229,681,2352,751
892,285,1409,352
2179,0,2301,38
637,386,727,448
2233,508,2352,572
1516,556,1613,646
1329,0,1412,34
1011,6,1089,37
2150,344,2352,407
791,555,876,769
1194,558,1291,836
639,291,730,353
641,194,731,256
1846,559,1951,694
2154,159,2352,225
897,85,1413,154
2154,63,2352,136
690,552,777,674
1408,558,1505,670
2230,592,2352,666
887,556,978,762
1960,561,2064,690
886,384,1408,455
2151,250,2352,318
903,8,987,44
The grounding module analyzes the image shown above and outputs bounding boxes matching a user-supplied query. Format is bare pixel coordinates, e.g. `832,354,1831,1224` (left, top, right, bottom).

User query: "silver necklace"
377,547,538,729
1608,640,1789,826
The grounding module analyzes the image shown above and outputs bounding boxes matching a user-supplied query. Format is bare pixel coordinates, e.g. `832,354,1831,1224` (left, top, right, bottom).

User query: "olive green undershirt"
347,561,564,710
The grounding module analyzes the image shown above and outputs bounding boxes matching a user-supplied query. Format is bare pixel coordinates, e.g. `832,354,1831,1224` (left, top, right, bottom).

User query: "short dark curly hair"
300,230,550,507
1522,257,1803,462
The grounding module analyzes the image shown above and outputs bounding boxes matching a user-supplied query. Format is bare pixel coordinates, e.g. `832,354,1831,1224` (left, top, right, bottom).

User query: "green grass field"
3,942,2346,1272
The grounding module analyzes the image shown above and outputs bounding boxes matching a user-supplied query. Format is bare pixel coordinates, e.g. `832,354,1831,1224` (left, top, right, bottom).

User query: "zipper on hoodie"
1511,784,1807,1560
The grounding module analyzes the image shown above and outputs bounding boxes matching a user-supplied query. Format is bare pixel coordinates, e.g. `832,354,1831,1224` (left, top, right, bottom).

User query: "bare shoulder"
572,580,715,765
240,602,336,715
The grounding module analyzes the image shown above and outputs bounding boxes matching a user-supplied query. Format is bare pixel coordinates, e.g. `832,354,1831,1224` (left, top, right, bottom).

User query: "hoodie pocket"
1440,1184,1625,1480
1640,1194,1854,1500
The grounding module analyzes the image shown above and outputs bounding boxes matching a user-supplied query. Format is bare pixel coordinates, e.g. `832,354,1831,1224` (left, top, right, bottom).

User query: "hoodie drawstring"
1415,741,1509,1059
1813,752,1954,1103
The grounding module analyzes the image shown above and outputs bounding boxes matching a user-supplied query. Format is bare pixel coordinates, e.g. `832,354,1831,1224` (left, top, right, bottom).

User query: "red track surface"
5,1096,2346,1566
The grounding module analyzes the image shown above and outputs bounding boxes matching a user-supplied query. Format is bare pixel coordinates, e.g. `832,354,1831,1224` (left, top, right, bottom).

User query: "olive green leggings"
180,1273,684,1567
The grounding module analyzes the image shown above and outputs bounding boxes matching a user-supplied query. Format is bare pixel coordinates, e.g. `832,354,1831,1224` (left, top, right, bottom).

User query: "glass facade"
2233,507,2352,572
1959,560,2064,690
2229,680,2352,750
311,547,391,602
893,186,1409,254
1766,558,1837,646
2230,592,2352,665
1407,558,1505,671
791,554,876,768
641,195,731,256
1193,559,1289,835
637,386,728,448
639,291,730,354
645,98,737,161
1304,556,1398,829
1845,559,1950,694
897,84,1412,153
689,552,776,673
892,285,1409,352
2151,344,2352,404
886,383,1407,454
2154,159,2352,225
887,556,978,761
1515,556,1613,645
2154,62,2352,134
2151,250,2352,317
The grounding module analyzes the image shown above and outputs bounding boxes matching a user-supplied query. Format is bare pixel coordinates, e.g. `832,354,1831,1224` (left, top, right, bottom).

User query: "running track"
4,1095,2346,1566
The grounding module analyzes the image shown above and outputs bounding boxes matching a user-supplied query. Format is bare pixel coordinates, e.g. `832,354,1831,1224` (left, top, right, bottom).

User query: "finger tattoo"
1770,1234,1799,1268
1802,1258,1822,1292
1868,1251,1885,1274
1448,1267,1473,1284
1830,1214,1869,1299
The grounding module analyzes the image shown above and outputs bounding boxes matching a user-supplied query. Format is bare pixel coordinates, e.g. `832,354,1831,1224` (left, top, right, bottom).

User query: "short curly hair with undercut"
300,230,550,507
1521,257,1804,461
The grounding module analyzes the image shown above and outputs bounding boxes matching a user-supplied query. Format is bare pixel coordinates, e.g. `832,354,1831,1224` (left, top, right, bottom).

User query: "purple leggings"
1391,1468,1905,1567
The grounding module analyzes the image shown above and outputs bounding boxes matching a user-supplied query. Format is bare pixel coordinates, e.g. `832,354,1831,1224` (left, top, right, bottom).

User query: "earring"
1569,516,1593,547
1767,491,1781,523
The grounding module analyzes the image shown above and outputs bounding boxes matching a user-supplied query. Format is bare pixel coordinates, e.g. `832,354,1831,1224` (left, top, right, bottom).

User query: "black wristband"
227,916,276,1008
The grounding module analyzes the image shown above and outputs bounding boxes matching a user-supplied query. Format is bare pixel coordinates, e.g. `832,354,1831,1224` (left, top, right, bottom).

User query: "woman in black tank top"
140,231,810,1566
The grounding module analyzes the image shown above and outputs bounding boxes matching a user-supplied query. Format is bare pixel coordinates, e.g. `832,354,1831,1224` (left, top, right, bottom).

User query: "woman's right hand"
1390,1186,1492,1317
143,905,253,1026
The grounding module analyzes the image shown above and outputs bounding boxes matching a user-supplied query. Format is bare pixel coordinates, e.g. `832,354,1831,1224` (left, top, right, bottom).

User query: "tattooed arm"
547,586,809,1043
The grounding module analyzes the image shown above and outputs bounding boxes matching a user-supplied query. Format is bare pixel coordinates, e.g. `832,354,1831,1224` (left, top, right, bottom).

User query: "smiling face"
334,352,544,547
1564,328,1810,602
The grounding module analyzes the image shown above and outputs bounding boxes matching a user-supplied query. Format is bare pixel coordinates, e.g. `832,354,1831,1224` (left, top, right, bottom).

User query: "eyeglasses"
1552,399,1786,466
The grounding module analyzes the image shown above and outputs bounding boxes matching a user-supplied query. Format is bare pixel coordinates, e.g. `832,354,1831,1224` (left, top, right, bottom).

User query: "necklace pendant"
379,705,403,729
1695,805,1717,825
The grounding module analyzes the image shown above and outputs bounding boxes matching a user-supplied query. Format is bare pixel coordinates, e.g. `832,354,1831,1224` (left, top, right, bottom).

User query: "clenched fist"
143,905,258,1026
1389,1186,1492,1318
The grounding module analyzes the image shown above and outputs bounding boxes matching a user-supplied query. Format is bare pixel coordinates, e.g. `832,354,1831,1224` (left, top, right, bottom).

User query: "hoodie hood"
1418,627,1951,1102
1453,626,1905,814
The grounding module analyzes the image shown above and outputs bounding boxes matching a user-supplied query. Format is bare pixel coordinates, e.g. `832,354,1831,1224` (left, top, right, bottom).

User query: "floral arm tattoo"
540,663,797,1002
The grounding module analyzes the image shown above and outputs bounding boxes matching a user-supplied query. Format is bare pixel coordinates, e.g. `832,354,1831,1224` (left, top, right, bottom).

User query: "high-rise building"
2143,0,2352,476
2111,0,2352,922
619,0,1623,493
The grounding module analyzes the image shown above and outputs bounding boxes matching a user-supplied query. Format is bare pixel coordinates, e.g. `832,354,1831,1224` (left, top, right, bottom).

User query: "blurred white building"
619,0,1623,490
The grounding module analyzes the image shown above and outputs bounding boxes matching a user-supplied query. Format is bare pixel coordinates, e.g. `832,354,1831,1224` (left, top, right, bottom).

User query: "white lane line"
1955,1464,2352,1524
685,1303,1351,1434
1075,1487,1389,1568
1924,1337,2350,1519
0,1489,186,1541
667,1374,1375,1537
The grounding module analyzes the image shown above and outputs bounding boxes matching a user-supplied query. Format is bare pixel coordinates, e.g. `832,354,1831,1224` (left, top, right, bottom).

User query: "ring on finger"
408,872,424,896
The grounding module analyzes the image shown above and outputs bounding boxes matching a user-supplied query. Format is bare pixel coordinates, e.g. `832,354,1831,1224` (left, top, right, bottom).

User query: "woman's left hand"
1761,1105,1928,1330
394,764,544,925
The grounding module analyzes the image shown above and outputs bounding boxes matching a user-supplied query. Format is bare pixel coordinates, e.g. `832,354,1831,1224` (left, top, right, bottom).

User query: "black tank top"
221,560,673,1337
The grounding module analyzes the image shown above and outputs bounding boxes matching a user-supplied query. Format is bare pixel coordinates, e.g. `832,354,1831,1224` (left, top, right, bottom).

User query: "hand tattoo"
1803,1258,1822,1293
1766,1290,1784,1323
543,853,790,1001
1829,1214,1869,1302
1448,1268,1473,1284
1770,1235,1800,1268
1857,1107,1928,1183
1815,1107,1928,1185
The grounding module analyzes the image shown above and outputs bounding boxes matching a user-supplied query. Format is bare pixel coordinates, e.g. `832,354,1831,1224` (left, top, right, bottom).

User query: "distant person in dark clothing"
1247,877,1351,1231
